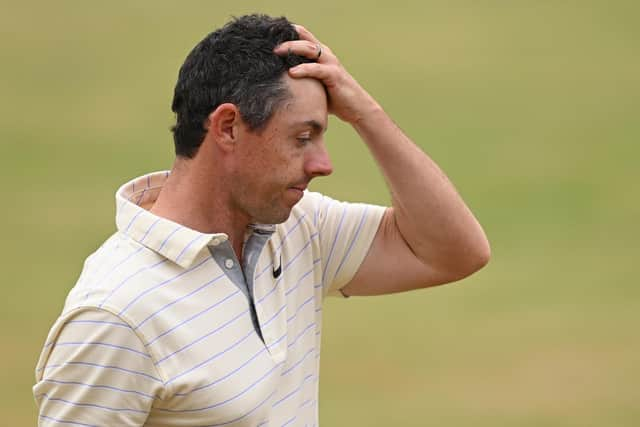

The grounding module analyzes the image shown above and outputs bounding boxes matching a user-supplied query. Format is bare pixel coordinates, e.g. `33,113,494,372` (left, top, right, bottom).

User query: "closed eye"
296,131,313,146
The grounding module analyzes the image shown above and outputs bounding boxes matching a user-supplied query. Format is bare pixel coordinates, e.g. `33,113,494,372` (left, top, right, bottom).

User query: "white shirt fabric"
33,171,385,427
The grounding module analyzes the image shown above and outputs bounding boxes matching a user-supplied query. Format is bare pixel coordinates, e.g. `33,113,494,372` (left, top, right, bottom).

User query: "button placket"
208,236,267,344
251,233,288,363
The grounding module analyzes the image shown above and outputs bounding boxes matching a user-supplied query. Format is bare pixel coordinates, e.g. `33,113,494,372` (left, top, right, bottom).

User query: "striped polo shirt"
34,171,385,427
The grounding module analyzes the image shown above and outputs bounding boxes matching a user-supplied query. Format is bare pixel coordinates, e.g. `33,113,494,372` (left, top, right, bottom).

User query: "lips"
289,181,308,192
286,183,307,204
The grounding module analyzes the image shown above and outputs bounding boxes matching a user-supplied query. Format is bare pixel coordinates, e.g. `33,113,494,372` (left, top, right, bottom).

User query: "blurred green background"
2,1,638,425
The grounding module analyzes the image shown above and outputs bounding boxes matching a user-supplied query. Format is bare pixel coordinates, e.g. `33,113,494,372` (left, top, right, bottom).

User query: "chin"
252,207,292,225
269,210,293,225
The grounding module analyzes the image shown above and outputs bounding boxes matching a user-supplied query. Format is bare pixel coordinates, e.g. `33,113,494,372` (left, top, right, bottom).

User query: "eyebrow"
300,120,328,133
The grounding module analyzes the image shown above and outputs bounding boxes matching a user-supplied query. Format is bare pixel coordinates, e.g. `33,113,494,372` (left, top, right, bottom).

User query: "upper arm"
340,208,462,296
33,309,163,426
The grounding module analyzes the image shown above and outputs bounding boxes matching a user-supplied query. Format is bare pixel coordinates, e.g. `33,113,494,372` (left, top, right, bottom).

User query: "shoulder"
274,190,326,237
292,190,386,235
62,231,171,322
287,190,345,231
291,190,324,222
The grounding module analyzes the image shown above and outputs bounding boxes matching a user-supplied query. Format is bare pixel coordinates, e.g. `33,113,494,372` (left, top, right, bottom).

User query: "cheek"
260,145,294,173
243,136,300,184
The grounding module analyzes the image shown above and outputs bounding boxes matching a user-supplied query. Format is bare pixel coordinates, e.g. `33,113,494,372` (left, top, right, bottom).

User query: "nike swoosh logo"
273,256,282,278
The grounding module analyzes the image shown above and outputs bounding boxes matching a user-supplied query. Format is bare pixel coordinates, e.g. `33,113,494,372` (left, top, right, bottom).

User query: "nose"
304,142,333,178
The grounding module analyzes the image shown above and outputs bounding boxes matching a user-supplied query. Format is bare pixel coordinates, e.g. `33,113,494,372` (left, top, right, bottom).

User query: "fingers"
274,40,322,61
274,40,333,65
288,63,336,85
274,24,336,64
293,24,320,44
272,24,340,85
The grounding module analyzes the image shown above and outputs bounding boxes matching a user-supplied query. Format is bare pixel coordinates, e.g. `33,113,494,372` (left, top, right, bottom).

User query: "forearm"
351,101,490,277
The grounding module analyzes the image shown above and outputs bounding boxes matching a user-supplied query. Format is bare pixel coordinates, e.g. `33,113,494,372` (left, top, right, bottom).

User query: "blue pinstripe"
145,288,242,346
39,361,162,384
271,374,315,408
134,272,225,330
98,258,168,308
173,346,269,398
52,341,151,359
321,206,347,285
201,390,277,427
332,206,369,284
42,378,157,399
118,257,212,315
156,308,250,366
37,393,147,414
39,414,98,427
84,246,144,301
156,361,283,413
165,327,255,384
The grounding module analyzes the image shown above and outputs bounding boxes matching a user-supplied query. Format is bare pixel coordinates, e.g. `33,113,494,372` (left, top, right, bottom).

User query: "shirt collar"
115,171,276,268
115,171,227,269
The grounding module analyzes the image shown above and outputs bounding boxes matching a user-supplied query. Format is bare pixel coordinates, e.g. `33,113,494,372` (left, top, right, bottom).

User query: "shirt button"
224,258,234,269
211,237,221,246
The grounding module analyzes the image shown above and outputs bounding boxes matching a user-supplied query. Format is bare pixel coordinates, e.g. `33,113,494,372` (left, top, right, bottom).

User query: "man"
33,14,489,426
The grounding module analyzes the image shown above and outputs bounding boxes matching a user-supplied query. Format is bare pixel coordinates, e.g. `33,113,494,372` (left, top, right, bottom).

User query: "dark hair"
170,14,314,158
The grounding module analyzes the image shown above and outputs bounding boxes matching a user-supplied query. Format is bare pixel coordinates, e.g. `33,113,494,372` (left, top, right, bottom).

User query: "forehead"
276,75,328,129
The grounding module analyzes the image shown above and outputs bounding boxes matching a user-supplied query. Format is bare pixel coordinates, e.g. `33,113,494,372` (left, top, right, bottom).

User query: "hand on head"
273,25,378,125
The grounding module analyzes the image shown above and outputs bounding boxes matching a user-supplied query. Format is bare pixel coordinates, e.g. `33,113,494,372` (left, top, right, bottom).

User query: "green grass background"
2,1,638,425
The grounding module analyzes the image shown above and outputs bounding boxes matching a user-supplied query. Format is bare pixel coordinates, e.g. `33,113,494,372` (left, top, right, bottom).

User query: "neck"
149,159,249,259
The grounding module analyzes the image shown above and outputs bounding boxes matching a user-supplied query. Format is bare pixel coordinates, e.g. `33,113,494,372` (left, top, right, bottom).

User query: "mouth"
286,183,308,204
289,182,308,192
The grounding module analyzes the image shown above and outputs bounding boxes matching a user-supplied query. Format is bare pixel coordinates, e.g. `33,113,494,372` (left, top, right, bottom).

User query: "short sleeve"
33,308,164,426
299,191,386,297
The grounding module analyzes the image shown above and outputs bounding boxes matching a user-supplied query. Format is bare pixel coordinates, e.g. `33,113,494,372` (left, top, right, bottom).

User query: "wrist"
350,100,385,129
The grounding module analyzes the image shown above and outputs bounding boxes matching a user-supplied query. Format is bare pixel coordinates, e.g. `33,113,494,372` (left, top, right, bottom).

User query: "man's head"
171,14,315,158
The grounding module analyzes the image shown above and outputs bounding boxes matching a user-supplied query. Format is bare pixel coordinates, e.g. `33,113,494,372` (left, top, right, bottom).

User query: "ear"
206,103,240,153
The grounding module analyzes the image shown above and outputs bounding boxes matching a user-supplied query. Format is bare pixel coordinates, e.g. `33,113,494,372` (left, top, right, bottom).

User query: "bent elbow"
438,237,491,284
474,238,491,271
458,237,491,280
